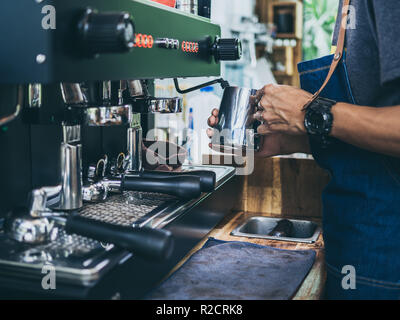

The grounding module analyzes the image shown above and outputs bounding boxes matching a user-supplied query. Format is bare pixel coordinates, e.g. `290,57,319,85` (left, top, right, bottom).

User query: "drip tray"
231,217,321,244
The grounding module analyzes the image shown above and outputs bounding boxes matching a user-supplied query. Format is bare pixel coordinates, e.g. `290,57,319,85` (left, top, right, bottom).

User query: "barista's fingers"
256,84,278,103
207,115,219,127
207,109,219,127
253,111,264,122
258,95,273,111
267,122,287,133
255,88,265,103
257,124,272,135
262,107,282,124
249,95,259,106
206,128,215,138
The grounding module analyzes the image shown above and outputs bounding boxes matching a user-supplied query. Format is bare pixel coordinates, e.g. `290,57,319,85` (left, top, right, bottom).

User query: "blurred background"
150,0,339,163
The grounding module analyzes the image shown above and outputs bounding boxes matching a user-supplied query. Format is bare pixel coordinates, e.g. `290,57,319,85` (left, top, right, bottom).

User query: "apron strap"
302,0,351,110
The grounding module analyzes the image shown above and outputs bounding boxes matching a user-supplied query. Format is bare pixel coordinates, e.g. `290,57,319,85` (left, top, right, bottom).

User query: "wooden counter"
173,156,331,299
168,211,326,300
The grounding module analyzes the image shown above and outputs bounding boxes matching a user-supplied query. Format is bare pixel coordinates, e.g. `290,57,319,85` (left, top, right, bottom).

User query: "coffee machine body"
0,0,242,299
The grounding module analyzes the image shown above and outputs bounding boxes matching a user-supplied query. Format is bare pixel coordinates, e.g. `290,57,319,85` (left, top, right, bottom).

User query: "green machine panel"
0,0,222,84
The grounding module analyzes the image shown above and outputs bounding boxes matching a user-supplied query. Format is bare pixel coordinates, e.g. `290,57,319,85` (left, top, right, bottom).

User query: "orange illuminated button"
143,34,149,48
148,35,154,48
135,34,142,47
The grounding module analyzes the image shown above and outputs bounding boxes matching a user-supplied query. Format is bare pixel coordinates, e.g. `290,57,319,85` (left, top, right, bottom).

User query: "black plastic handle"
140,170,216,192
65,215,174,261
121,175,202,199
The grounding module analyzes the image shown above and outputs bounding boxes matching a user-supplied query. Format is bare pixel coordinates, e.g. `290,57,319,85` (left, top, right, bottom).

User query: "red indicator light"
148,35,154,48
133,34,154,49
135,34,143,47
143,34,149,48
181,41,199,53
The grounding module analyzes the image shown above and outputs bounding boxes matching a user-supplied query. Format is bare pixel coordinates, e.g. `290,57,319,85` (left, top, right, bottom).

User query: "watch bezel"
304,97,336,145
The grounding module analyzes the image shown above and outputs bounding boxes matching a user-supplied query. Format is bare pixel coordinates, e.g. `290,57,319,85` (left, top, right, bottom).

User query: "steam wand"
173,78,230,95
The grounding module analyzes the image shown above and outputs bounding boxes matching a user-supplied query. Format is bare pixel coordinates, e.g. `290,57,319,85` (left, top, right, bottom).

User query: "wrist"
330,102,347,138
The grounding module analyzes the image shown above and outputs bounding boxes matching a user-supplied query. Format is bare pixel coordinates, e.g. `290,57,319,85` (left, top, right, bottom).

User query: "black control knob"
212,38,242,62
79,8,135,55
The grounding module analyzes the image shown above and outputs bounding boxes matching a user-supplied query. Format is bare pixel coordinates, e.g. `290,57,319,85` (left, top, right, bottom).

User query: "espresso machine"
0,0,241,299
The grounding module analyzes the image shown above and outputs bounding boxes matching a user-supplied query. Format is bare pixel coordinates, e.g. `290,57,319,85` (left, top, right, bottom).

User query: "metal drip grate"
18,230,101,263
78,191,175,226
0,191,176,285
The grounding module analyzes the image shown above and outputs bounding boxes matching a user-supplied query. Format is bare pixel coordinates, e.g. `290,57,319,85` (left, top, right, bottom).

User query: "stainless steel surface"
59,142,83,211
29,186,62,218
82,182,109,203
0,228,128,286
28,83,42,108
63,125,81,144
60,83,87,105
83,105,132,127
7,216,57,245
147,97,182,113
102,81,112,103
211,86,261,152
155,38,180,50
127,80,146,97
79,192,175,227
127,113,143,172
231,217,321,244
28,125,83,213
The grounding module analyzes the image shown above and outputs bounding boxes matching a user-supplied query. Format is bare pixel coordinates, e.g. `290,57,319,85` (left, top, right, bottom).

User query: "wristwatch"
304,97,337,147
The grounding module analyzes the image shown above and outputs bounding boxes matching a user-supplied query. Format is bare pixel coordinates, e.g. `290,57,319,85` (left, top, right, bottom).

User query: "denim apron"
298,52,400,298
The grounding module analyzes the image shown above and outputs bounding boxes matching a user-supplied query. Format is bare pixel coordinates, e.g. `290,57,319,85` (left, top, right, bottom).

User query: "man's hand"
255,84,312,136
207,108,310,157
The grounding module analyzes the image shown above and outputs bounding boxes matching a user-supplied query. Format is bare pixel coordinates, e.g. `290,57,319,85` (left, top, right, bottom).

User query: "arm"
331,103,400,158
256,133,310,158
256,84,400,158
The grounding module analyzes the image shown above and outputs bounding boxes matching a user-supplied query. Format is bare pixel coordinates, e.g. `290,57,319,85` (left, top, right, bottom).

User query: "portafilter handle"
139,170,216,193
120,175,202,199
7,208,174,261
63,215,174,261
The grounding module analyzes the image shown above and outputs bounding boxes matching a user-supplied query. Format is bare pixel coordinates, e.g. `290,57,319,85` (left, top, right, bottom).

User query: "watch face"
305,109,329,134
309,112,325,130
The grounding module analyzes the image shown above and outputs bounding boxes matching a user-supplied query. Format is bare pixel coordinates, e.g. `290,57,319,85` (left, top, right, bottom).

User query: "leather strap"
302,0,351,110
